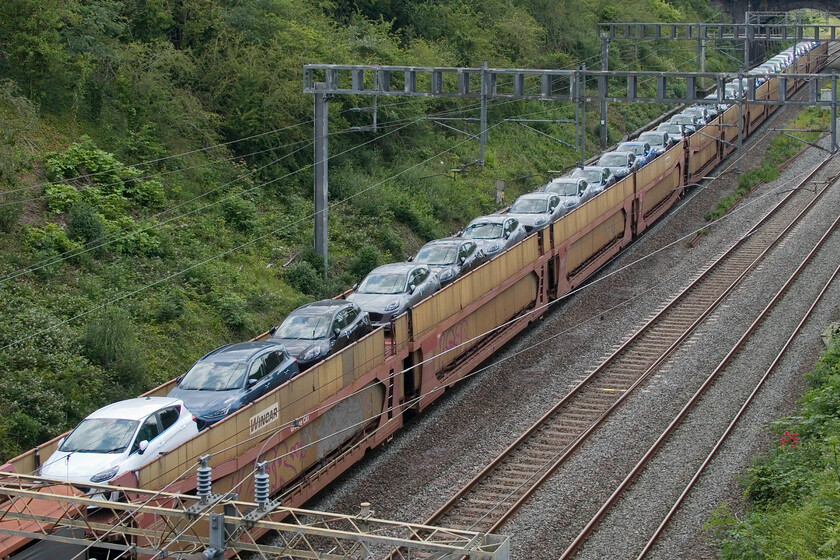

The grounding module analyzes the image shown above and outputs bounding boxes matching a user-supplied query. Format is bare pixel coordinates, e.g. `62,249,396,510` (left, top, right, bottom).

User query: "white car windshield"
547,181,580,196
638,133,664,146
598,154,628,167
357,272,408,294
511,198,548,214
415,245,458,265
60,418,139,453
464,222,503,239
671,116,694,125
179,361,249,391
275,314,331,340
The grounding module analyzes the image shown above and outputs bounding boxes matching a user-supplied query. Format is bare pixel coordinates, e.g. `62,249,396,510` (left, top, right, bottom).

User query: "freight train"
0,39,829,556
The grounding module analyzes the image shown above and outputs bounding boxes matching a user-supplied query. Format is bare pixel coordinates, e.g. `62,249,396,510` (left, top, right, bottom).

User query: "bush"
350,244,381,279
67,200,106,248
82,307,146,390
209,290,254,334
285,261,321,296
155,289,185,322
221,195,258,233
0,198,21,232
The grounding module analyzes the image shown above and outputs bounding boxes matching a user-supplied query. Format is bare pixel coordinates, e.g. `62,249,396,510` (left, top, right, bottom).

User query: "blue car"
167,341,299,427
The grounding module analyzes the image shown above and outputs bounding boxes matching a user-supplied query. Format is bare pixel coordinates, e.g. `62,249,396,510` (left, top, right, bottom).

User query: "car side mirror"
458,256,466,264
334,327,341,337
352,283,359,291
504,231,511,239
137,440,149,455
57,437,65,449
247,377,257,387
407,255,414,262
269,326,277,336
408,284,416,293
176,375,183,384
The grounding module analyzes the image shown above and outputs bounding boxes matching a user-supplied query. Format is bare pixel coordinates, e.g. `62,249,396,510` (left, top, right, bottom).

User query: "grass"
703,106,829,221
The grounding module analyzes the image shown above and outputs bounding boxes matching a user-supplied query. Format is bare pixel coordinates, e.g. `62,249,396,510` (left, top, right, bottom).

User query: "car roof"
203,341,286,361
87,397,185,421
420,237,467,249
549,176,584,183
291,299,354,316
574,166,609,173
618,141,646,146
468,214,511,225
516,192,555,201
369,262,423,274
600,151,629,158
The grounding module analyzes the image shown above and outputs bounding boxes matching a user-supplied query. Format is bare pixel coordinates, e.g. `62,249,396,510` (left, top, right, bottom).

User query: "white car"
39,397,199,498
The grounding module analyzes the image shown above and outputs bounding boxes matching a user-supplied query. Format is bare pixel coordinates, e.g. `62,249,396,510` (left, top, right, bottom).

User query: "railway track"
420,152,840,536
562,200,840,560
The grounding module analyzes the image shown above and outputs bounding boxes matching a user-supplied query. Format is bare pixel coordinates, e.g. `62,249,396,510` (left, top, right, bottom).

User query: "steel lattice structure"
0,473,509,559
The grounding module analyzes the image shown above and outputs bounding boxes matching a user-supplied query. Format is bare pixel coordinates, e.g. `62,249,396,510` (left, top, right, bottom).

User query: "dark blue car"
167,341,299,427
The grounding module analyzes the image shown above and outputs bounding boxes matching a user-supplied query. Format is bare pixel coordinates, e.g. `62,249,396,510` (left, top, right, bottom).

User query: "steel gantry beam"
0,473,510,559
597,22,840,42
304,62,838,264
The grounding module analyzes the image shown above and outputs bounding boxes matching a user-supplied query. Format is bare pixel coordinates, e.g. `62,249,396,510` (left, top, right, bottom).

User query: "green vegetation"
706,336,840,559
704,106,829,221
0,0,725,460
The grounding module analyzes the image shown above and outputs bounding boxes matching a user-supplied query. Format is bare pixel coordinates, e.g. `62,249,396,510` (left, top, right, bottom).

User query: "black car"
269,300,372,370
412,237,486,286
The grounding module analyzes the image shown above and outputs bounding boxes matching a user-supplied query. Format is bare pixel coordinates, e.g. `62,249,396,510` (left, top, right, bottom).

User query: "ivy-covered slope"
0,0,721,460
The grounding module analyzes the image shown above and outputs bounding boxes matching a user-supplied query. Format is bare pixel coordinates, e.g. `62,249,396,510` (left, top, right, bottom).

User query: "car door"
244,353,273,401
331,310,350,352
408,267,430,305
124,412,163,471
343,305,363,342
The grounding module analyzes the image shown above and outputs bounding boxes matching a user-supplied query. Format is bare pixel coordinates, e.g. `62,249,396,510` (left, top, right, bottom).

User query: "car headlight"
439,269,454,281
303,346,322,361
384,300,401,312
487,244,501,253
90,466,120,483
565,200,577,207
534,217,547,225
204,406,231,419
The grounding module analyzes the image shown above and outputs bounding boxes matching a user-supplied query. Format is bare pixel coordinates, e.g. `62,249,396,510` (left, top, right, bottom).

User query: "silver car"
348,263,440,327
412,237,486,287
669,114,699,134
505,192,567,233
570,166,615,193
544,177,595,212
462,215,527,258
656,122,687,144
682,106,712,125
596,151,640,179
637,131,672,157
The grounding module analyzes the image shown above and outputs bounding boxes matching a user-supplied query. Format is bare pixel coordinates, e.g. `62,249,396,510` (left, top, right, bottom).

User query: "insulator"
197,455,212,499
254,461,270,506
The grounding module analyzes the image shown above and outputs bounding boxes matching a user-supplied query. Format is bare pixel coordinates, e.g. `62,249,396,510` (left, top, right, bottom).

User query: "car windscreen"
546,181,580,196
357,272,408,294
638,133,664,146
619,145,644,155
415,245,458,265
671,116,693,125
275,313,331,339
658,124,681,134
179,361,249,391
463,222,503,239
60,418,139,453
511,198,548,213
598,154,627,167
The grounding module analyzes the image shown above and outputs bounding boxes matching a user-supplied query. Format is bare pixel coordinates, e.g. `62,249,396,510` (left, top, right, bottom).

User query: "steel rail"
560,209,840,560
421,152,838,535
636,241,840,560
